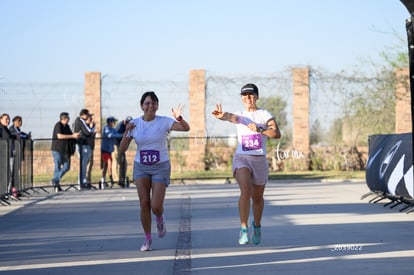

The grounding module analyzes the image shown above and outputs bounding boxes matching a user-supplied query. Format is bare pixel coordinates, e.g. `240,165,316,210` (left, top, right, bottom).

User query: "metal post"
400,0,414,180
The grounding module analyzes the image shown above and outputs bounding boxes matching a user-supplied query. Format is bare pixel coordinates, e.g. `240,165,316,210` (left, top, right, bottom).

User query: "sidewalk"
0,180,413,274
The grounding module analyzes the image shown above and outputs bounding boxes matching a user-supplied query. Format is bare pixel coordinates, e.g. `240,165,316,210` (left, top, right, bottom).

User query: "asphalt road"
0,179,413,274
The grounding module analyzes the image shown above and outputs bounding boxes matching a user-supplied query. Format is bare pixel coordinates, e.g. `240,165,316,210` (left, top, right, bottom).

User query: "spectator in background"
0,113,17,141
115,115,133,187
101,116,123,188
0,113,18,195
85,114,97,186
0,113,18,141
9,116,31,140
51,112,80,192
9,116,32,196
73,109,95,190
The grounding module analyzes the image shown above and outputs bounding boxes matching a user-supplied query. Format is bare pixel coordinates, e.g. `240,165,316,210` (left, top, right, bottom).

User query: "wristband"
176,116,183,122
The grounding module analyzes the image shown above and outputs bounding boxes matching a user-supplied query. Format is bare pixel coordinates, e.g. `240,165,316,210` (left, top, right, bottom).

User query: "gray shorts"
133,160,171,186
232,154,268,185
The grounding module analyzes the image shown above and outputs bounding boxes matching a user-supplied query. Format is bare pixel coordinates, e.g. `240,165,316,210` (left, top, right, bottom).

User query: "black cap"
79,109,93,116
240,83,259,96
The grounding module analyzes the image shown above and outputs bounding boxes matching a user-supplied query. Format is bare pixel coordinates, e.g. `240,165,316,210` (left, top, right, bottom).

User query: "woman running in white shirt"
212,83,281,245
119,91,190,251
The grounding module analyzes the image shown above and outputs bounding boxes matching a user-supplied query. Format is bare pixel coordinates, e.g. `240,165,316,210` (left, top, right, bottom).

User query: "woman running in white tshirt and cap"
212,83,281,245
119,91,190,251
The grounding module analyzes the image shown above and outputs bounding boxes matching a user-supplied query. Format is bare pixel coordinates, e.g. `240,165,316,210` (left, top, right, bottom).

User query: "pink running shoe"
157,219,167,238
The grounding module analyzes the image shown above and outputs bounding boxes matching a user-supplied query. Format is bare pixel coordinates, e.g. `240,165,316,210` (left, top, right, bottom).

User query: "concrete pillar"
84,72,102,183
84,72,102,130
395,68,412,133
188,69,206,170
292,67,310,155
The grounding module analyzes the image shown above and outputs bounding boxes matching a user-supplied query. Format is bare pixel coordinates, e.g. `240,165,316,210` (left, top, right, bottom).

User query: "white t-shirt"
234,109,273,156
128,116,175,164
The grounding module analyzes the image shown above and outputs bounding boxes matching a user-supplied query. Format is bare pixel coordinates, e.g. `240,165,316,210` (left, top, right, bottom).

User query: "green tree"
345,48,408,145
324,36,409,146
258,95,289,147
342,68,397,145
326,118,343,145
310,119,324,145
258,96,287,129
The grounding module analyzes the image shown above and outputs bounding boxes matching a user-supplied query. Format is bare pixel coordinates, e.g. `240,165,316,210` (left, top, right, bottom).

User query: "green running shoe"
239,227,249,245
251,221,261,245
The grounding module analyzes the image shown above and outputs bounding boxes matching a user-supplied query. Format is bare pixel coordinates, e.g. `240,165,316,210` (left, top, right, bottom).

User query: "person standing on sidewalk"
0,113,19,195
9,115,32,197
51,112,80,192
73,109,95,189
9,116,31,140
84,114,97,186
119,91,190,251
115,116,133,187
101,116,123,188
212,83,281,245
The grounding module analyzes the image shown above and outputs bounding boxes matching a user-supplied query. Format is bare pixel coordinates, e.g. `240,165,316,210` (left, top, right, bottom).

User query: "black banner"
366,133,413,199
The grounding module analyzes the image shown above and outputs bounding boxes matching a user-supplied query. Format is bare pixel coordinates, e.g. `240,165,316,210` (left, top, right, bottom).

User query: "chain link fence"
1,67,405,185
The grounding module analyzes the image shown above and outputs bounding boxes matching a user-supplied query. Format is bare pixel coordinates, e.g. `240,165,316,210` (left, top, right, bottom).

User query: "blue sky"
0,0,410,83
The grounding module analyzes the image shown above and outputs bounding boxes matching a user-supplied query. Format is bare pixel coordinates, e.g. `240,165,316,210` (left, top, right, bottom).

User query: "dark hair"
60,112,70,120
12,116,22,122
140,91,159,106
